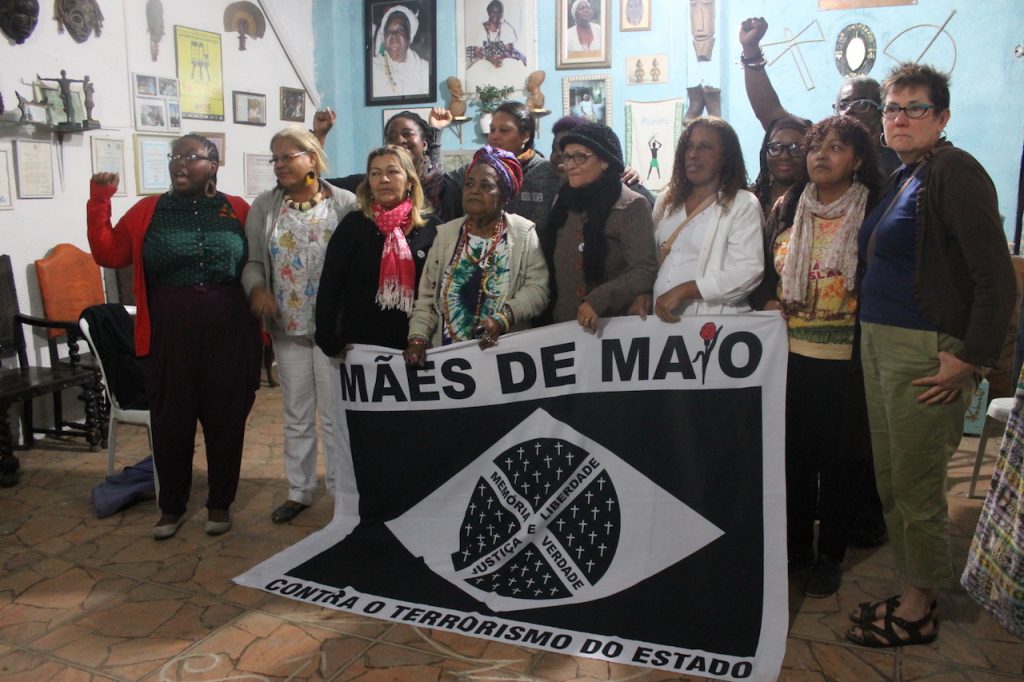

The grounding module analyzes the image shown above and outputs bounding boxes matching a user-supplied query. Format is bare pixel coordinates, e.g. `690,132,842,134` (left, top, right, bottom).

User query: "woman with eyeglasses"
750,115,883,599
242,127,357,525
87,134,261,540
634,117,761,322
847,63,1015,648
750,116,810,216
546,122,656,331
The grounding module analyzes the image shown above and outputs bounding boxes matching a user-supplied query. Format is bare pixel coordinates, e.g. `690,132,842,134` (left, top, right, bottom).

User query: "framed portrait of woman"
556,0,610,69
456,0,537,93
364,0,437,106
620,0,650,32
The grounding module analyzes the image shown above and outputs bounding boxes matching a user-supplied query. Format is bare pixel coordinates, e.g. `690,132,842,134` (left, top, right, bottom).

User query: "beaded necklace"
441,215,507,341
283,190,323,212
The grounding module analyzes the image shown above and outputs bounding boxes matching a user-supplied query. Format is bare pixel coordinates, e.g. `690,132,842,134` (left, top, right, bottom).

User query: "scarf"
547,170,622,284
372,198,416,314
780,181,869,304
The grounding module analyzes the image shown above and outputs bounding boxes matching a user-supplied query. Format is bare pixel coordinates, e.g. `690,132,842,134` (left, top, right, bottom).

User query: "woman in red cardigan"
87,134,261,540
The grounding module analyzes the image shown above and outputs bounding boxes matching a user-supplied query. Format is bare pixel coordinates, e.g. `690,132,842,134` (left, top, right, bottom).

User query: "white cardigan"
652,189,764,315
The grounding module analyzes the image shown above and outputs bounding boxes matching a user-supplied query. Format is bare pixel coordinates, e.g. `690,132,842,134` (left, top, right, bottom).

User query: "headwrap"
558,122,625,174
374,5,419,57
570,0,592,20
372,198,416,315
467,145,523,205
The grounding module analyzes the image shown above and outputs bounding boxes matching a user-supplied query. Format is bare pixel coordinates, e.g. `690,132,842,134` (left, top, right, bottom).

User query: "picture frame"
133,133,176,195
166,99,182,131
0,150,14,209
135,96,168,131
22,100,49,124
244,153,276,197
456,0,537,93
364,0,438,106
13,139,54,198
626,53,668,85
620,0,651,32
134,73,158,96
562,74,612,126
195,131,226,167
280,87,306,122
556,0,610,69
37,86,85,126
158,77,179,97
381,106,433,132
174,25,225,121
233,91,266,126
623,98,685,193
90,137,127,196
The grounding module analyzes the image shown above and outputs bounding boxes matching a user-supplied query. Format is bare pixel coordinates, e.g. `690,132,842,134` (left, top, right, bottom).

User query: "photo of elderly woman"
366,0,436,104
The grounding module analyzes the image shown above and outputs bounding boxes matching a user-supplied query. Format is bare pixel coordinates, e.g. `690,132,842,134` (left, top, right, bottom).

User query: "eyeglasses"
880,103,936,120
832,98,879,115
268,151,309,165
167,153,211,163
766,142,805,158
559,151,594,167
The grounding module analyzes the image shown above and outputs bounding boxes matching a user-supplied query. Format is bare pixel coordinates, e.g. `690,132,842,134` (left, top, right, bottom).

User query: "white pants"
273,333,339,505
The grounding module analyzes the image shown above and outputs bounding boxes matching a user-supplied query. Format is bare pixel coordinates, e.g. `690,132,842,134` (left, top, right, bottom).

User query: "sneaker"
204,509,232,536
271,501,308,524
804,557,842,598
153,513,185,540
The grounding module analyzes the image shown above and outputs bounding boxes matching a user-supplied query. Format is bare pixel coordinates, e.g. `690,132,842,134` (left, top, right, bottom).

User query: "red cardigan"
87,181,251,355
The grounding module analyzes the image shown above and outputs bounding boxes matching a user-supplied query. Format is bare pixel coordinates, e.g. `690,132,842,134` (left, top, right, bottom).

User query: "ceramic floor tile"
258,596,393,639
0,647,120,681
384,624,534,672
529,651,701,681
335,641,531,681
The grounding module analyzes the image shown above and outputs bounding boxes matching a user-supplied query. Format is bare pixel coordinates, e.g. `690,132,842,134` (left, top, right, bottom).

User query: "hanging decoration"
146,0,164,61
53,0,104,43
0,0,40,44
223,1,266,51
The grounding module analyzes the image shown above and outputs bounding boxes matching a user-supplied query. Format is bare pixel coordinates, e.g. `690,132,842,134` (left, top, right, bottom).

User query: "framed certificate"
243,153,275,197
0,150,14,209
90,137,127,196
13,139,54,199
133,134,175,195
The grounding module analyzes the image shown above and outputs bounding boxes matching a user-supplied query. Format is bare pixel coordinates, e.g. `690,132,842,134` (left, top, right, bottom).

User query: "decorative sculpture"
146,0,163,61
0,0,40,44
82,75,95,122
690,0,715,62
37,69,82,125
224,1,266,51
633,59,645,83
525,70,546,111
446,76,467,118
650,58,662,82
54,0,104,43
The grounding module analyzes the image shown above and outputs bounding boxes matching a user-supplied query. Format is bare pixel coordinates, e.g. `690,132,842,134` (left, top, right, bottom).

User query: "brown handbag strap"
657,193,717,265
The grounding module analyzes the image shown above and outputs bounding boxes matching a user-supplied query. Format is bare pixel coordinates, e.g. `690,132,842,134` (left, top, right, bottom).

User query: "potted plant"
474,84,515,135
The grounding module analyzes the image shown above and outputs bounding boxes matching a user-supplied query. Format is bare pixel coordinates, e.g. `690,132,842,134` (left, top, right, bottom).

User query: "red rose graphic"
691,322,723,385
699,322,717,342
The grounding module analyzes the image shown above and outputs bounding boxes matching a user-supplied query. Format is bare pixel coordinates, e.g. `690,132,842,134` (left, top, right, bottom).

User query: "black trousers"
144,284,260,516
785,352,873,562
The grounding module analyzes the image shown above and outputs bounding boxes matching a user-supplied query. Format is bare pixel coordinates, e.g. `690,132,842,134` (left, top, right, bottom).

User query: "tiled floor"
1,383,1022,681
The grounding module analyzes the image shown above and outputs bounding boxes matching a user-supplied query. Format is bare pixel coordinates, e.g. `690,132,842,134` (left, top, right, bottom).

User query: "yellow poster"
174,26,224,121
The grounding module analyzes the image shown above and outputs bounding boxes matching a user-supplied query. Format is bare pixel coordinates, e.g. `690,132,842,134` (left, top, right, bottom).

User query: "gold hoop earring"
205,178,217,198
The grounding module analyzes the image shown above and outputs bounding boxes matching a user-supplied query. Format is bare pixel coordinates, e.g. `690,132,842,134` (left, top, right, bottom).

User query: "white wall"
0,0,312,435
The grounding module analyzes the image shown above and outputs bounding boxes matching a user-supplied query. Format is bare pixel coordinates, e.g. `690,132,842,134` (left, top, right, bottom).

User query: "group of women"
86,61,1015,651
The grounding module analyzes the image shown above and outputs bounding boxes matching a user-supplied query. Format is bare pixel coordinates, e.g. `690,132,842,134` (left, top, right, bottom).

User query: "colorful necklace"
441,216,506,341
284,190,323,212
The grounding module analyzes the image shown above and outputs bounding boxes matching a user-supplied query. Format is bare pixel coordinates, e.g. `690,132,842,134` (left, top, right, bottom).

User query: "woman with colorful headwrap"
405,146,549,365
371,4,430,99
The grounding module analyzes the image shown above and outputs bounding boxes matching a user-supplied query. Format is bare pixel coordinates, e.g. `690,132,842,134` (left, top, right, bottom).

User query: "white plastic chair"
79,307,154,477
968,397,1015,498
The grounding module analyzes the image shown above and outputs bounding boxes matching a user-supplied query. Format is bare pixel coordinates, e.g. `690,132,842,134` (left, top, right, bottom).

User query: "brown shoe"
153,513,185,540
204,508,232,535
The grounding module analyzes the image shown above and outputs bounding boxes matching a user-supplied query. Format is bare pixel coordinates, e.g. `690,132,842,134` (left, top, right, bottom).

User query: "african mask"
690,0,715,62
0,0,40,44
54,0,104,43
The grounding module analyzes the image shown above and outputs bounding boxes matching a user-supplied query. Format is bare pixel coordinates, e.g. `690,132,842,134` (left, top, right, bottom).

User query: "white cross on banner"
235,314,789,681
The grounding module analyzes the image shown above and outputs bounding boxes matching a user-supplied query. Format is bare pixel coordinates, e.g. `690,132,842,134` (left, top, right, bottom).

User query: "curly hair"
803,115,883,194
355,145,429,227
658,117,748,222
750,116,811,215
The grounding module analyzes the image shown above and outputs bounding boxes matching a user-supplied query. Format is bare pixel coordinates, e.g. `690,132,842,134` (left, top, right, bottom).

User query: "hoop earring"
879,132,889,148
305,171,316,187
205,178,217,198
405,188,411,198
938,131,948,143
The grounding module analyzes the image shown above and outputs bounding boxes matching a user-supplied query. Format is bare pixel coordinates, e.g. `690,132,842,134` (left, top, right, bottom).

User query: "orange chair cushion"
35,244,105,338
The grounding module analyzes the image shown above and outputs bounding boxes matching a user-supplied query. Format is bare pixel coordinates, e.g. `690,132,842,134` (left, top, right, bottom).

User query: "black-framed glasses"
268,151,307,164
880,103,936,120
167,153,210,163
833,98,879,115
559,151,594,167
766,142,805,158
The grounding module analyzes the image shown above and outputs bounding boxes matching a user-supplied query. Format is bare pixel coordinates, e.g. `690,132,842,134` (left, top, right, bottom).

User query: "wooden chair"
0,255,103,487
33,244,108,447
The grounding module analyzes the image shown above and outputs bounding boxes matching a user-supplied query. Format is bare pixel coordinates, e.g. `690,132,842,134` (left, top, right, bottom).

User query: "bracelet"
500,303,516,328
740,50,767,69
492,312,510,333
408,336,428,346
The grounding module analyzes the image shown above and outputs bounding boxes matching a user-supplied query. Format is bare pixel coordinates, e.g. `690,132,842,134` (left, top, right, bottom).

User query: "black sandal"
849,597,937,626
845,611,938,648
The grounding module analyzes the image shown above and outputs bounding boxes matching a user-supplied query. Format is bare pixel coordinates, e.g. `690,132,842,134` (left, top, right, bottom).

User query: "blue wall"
315,0,1023,239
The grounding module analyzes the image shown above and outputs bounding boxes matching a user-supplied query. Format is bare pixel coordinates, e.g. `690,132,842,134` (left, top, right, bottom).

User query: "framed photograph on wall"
381,106,433,131
135,97,168,131
134,134,176,195
456,0,537,93
0,150,14,209
364,0,437,106
134,73,158,96
195,131,226,167
562,74,612,126
620,0,651,32
90,137,127,196
556,0,610,69
13,139,54,198
233,91,266,126
166,100,182,131
158,77,179,97
626,54,668,85
280,87,306,122
174,25,225,120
